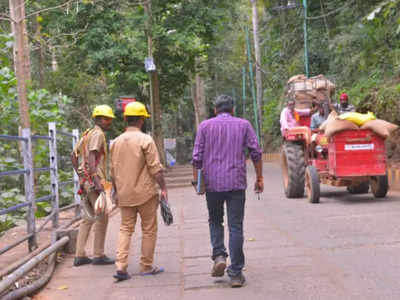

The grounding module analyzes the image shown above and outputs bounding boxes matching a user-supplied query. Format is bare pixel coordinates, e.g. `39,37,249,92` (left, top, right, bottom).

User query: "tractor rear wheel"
370,175,388,198
281,143,305,198
305,165,320,203
347,181,370,194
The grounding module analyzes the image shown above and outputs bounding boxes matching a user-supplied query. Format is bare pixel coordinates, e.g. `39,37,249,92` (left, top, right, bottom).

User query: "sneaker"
211,256,226,277
113,270,131,282
73,256,92,267
230,274,246,288
92,255,115,265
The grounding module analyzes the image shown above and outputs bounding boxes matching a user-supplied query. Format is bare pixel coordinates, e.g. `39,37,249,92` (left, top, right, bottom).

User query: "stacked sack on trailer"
287,74,336,109
320,111,399,138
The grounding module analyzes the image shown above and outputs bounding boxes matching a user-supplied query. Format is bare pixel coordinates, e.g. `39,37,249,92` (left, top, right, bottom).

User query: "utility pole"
245,27,260,143
143,0,165,166
303,0,309,77
250,0,263,135
10,0,31,129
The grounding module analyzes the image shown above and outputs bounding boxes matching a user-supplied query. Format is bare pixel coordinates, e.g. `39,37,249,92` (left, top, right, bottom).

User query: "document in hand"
196,169,205,194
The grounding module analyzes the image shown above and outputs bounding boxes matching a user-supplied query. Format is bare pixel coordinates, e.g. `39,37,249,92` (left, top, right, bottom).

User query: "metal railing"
0,122,80,254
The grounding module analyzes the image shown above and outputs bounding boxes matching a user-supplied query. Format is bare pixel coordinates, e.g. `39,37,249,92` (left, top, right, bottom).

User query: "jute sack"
360,119,399,139
288,74,307,83
325,116,358,137
310,74,336,92
295,99,313,109
314,90,329,101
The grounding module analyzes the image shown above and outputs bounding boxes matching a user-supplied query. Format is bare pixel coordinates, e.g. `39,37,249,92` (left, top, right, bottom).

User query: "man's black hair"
126,116,142,126
215,94,234,113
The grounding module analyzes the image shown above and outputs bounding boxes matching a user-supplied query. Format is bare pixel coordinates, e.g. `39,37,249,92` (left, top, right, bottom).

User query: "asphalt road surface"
36,162,400,300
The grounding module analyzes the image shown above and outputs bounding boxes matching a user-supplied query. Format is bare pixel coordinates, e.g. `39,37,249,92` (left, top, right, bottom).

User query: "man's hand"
93,176,104,193
254,176,264,193
160,188,168,202
111,185,118,206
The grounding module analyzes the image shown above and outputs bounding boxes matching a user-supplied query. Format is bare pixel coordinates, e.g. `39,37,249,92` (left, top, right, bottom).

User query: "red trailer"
303,129,389,203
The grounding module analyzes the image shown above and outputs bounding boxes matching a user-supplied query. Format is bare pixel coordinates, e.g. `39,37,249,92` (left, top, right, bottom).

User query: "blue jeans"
206,190,245,277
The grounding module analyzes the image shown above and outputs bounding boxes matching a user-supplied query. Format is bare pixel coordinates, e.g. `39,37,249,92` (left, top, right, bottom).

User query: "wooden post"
21,128,37,252
72,129,81,218
48,122,59,229
9,0,31,129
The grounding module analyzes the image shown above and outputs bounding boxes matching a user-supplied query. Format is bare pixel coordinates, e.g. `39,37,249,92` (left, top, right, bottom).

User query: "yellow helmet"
92,105,115,119
124,101,150,118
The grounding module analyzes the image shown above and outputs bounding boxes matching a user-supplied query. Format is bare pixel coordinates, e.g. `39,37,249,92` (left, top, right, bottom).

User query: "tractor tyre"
347,181,370,194
281,143,305,198
370,175,388,198
305,165,320,203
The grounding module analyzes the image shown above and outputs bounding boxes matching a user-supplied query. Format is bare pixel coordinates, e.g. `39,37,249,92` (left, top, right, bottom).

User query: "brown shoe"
211,256,226,277
230,274,246,288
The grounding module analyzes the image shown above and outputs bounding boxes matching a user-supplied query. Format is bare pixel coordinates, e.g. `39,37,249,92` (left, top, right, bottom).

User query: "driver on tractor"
310,102,328,130
280,99,312,135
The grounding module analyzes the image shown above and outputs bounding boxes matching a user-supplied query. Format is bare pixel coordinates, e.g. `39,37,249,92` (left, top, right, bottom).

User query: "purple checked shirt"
192,113,262,192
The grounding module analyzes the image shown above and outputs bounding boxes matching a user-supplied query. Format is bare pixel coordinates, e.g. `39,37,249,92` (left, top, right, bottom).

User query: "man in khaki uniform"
71,105,115,267
110,101,168,281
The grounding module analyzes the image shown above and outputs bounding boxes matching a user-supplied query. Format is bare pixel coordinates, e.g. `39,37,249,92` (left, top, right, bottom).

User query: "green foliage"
257,0,400,149
0,28,75,234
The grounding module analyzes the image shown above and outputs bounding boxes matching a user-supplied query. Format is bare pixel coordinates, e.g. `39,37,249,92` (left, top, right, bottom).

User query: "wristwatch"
191,181,197,186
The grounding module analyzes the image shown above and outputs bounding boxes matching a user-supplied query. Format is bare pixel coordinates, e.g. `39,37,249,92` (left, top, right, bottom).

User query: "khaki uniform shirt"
110,127,163,207
73,125,107,181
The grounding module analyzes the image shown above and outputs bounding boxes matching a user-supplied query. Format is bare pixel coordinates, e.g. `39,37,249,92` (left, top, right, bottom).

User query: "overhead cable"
306,0,355,20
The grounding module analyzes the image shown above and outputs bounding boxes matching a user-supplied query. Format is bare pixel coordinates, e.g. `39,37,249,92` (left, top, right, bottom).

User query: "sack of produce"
310,74,336,93
288,74,307,83
338,111,376,126
294,91,315,100
325,118,359,137
360,119,399,138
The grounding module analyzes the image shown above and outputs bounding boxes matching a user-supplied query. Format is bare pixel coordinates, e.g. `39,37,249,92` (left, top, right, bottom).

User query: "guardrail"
0,122,80,254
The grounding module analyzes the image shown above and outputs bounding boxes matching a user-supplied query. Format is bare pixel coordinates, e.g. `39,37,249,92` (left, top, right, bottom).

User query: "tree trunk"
10,0,31,129
191,59,207,130
196,72,207,123
151,67,165,166
251,0,263,134
190,74,200,128
144,0,165,166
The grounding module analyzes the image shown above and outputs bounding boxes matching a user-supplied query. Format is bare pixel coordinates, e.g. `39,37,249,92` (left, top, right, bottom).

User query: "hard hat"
340,93,348,101
124,101,150,118
92,105,115,119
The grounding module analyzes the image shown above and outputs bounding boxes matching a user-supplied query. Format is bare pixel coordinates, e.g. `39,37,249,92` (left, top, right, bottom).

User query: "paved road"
36,163,400,300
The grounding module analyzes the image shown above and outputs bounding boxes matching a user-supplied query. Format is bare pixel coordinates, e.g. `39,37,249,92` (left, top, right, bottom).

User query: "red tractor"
281,76,388,203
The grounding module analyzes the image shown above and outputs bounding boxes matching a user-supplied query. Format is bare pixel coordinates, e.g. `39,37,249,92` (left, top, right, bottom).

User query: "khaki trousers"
116,195,159,272
76,189,109,257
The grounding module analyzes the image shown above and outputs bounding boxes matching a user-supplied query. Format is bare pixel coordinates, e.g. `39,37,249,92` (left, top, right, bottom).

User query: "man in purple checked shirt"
192,94,264,288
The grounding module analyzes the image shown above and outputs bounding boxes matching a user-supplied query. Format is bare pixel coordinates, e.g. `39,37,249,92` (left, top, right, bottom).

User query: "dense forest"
1,0,400,229
1,0,400,146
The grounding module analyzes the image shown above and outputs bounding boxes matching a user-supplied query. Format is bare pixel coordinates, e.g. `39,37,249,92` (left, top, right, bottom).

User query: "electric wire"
305,0,355,20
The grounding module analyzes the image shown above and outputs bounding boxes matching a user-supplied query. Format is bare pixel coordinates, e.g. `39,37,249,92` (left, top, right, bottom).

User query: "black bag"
160,197,173,226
